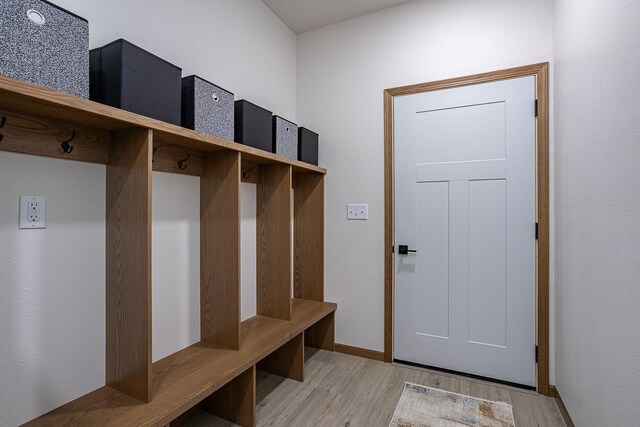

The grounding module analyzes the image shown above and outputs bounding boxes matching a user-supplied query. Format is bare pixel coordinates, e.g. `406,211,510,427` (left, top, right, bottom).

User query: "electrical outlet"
28,208,39,222
27,201,40,222
347,204,368,220
20,195,47,229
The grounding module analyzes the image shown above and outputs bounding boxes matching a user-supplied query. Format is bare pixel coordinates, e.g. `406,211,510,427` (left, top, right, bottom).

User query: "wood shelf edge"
0,75,326,175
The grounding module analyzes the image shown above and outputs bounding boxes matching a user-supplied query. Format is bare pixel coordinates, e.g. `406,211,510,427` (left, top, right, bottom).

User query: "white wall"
0,154,106,427
0,0,296,425
151,172,201,362
554,0,640,425
60,0,297,119
297,0,554,365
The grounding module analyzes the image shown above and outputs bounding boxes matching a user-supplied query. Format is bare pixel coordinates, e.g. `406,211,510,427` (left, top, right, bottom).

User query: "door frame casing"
383,63,550,395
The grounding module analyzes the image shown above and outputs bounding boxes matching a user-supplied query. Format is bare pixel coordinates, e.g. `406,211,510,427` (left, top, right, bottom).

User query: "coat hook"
178,153,190,170
152,147,157,163
242,166,254,180
0,116,6,143
60,131,76,154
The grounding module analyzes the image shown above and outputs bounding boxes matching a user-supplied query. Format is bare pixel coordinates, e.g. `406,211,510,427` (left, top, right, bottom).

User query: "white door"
394,76,537,387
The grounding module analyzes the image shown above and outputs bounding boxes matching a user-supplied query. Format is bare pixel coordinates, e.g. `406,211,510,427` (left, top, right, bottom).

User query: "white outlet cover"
347,203,368,220
19,195,47,229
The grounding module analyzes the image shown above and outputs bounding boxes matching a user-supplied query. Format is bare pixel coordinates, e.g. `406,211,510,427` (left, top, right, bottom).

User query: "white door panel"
415,102,506,164
394,76,536,386
415,182,449,339
468,179,506,347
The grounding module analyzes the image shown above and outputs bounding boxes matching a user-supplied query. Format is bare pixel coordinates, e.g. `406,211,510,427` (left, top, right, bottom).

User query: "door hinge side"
392,245,395,254
535,99,539,117
535,345,539,363
535,222,539,240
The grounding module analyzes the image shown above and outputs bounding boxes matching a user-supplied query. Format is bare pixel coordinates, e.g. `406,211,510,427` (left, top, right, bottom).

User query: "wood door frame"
383,63,550,395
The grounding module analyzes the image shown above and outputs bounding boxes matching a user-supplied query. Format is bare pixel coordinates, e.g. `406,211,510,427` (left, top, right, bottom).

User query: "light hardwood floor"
182,348,565,427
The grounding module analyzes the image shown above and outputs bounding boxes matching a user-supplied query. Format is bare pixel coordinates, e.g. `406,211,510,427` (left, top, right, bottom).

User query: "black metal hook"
178,153,190,170
0,116,6,143
242,166,253,180
60,131,76,154
152,147,157,163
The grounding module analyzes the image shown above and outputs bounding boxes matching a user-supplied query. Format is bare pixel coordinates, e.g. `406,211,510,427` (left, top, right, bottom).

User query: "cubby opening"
152,170,201,363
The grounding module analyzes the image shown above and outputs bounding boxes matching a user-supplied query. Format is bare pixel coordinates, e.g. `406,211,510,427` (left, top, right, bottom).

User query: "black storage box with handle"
90,39,182,125
298,127,319,166
234,100,272,152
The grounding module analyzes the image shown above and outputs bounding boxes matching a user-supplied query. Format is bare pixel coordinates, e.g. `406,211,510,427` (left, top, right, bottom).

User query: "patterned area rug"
389,382,515,427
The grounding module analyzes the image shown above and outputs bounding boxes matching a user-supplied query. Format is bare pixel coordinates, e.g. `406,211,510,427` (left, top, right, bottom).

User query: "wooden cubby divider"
105,128,153,403
257,163,293,321
201,151,242,349
294,173,325,301
257,332,305,382
201,365,256,427
305,312,336,351
0,75,336,426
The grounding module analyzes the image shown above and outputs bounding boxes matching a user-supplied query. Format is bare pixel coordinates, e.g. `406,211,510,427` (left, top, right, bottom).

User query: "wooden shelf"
0,74,325,174
3,74,332,427
24,299,336,427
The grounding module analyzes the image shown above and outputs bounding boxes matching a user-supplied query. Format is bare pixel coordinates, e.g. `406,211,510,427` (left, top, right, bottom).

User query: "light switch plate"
347,204,368,220
19,195,47,229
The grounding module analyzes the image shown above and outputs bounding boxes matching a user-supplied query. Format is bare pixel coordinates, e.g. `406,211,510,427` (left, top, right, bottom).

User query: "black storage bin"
0,0,89,98
272,116,298,160
234,100,272,152
182,75,234,141
298,127,319,166
90,39,182,125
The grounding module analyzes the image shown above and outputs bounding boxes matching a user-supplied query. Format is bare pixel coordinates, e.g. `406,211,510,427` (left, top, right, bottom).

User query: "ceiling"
262,0,414,34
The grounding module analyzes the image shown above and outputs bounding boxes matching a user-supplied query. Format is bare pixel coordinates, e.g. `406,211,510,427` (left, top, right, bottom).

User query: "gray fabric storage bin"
182,75,234,141
272,116,298,160
0,0,89,98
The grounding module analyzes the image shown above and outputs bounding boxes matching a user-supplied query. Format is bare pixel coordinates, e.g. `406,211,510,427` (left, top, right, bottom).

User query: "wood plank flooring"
181,348,565,427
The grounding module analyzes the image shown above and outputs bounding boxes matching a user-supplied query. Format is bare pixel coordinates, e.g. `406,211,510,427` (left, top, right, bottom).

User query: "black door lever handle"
398,245,417,255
